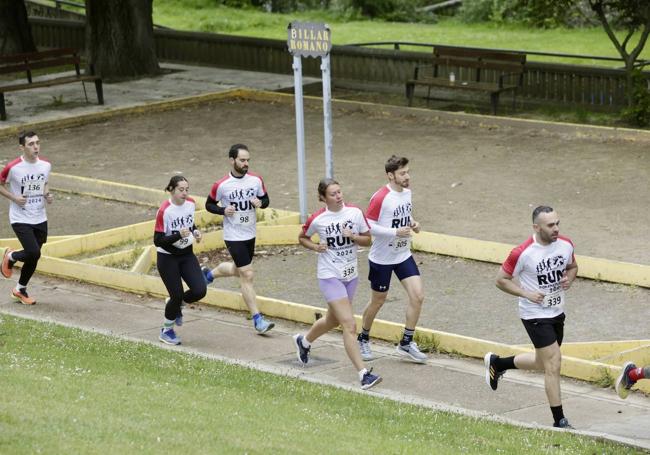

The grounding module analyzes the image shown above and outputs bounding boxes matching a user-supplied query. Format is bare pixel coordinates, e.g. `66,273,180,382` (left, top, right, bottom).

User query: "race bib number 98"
542,289,565,308
234,211,254,226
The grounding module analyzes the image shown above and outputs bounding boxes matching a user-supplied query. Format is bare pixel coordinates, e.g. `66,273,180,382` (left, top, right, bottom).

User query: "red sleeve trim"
248,171,268,195
502,236,534,276
302,207,326,234
0,157,22,183
210,174,229,199
155,200,171,233
366,186,390,221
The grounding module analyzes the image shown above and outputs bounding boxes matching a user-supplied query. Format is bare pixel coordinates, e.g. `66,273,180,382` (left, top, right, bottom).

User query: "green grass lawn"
0,314,642,454
153,1,650,66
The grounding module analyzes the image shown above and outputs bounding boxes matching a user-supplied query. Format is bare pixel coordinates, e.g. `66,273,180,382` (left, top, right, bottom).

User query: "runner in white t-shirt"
485,206,578,429
293,178,382,390
357,155,426,363
202,144,274,334
0,131,54,305
154,176,206,346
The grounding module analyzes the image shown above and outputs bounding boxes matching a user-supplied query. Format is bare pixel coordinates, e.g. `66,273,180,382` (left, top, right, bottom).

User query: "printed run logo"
392,203,412,228
535,255,566,286
324,220,354,247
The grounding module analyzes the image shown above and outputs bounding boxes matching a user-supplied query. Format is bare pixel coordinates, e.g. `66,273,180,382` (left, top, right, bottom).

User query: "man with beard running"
202,144,274,334
485,205,578,429
357,155,426,363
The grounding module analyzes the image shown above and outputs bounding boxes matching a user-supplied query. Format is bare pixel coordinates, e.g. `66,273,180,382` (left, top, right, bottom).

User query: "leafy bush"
622,69,650,127
458,0,595,28
348,0,435,23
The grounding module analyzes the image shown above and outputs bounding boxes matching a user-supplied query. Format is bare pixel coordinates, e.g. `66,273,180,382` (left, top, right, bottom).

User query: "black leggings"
11,222,47,287
156,251,207,321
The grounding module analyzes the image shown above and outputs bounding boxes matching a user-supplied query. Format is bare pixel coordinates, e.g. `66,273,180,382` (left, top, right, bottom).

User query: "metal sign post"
287,21,332,223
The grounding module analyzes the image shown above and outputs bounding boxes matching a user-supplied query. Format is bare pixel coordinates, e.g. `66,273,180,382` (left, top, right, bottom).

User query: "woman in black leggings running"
154,175,206,345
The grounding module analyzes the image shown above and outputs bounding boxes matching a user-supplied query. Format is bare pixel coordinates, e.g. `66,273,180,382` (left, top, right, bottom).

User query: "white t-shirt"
366,185,413,265
501,235,576,320
302,204,370,281
0,156,51,225
209,172,267,242
155,197,197,254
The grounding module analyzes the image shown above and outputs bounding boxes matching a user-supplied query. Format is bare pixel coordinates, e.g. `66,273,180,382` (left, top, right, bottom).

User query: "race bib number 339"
542,289,565,308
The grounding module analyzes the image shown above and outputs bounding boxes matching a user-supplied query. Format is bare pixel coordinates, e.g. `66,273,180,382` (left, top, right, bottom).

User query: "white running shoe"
358,338,374,361
396,342,427,363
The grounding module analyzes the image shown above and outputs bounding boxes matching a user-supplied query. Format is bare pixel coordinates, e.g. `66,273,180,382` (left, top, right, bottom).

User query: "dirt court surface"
1,98,648,342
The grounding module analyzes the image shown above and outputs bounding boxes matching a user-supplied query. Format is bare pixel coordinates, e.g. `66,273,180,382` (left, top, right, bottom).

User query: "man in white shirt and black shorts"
357,155,427,363
202,144,274,334
485,205,578,429
0,131,53,305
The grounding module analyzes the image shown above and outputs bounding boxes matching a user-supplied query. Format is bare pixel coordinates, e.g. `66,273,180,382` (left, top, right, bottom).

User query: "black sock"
551,405,565,425
494,356,516,372
358,327,370,341
400,328,415,346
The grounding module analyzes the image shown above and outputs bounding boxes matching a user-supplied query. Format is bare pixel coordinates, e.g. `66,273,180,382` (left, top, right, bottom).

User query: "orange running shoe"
1,248,14,278
11,288,36,305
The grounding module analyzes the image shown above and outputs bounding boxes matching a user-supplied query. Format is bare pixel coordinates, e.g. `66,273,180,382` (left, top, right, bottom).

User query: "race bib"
233,211,254,226
391,237,410,252
172,232,194,249
336,260,358,280
542,289,565,308
23,181,44,197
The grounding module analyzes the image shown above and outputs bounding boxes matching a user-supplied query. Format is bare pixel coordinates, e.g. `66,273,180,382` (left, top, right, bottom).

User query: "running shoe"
358,337,374,361
484,352,504,391
360,368,382,390
159,328,181,345
293,334,310,365
1,248,14,279
396,342,427,363
11,288,35,305
254,315,274,334
615,361,637,399
553,418,574,429
201,266,214,284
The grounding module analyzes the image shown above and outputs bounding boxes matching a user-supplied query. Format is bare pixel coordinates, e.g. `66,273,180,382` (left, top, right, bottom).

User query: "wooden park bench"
0,48,104,121
405,46,526,114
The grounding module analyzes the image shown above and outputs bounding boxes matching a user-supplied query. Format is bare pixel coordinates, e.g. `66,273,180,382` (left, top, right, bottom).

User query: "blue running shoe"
615,361,637,399
293,334,310,365
201,266,214,284
159,328,181,345
553,418,574,429
360,368,382,390
254,315,275,334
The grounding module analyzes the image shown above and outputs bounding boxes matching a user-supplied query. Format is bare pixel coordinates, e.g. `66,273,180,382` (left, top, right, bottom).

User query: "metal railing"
346,41,646,68
27,17,648,108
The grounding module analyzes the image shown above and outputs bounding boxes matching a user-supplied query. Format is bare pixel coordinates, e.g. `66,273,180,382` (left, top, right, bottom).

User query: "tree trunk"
85,0,160,80
0,0,37,55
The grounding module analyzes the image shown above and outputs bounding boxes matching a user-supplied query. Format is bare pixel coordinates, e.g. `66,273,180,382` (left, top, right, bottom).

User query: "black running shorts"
521,313,566,349
224,238,256,268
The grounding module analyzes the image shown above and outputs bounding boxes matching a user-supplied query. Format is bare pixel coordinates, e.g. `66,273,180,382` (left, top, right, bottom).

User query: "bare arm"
560,261,578,290
496,267,544,304
299,231,327,253
0,182,26,206
343,229,371,247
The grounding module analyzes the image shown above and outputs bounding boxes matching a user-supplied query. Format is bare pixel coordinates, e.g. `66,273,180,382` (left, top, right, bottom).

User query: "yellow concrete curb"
33,254,649,393
412,231,650,288
131,245,155,274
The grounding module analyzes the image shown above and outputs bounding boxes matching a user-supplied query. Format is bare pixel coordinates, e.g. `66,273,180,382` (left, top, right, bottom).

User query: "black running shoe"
484,352,503,391
293,334,310,365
